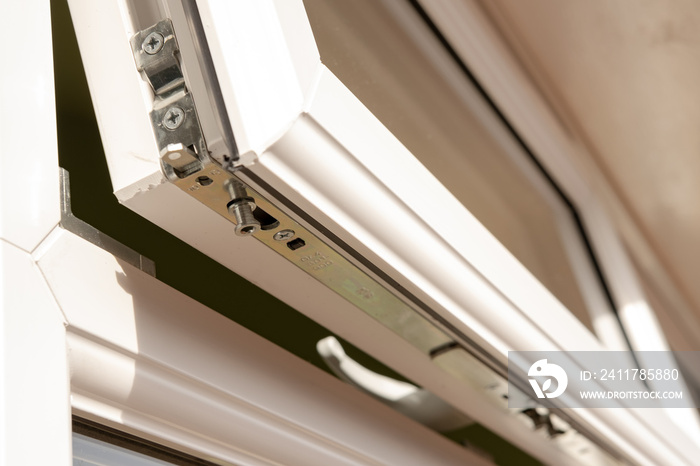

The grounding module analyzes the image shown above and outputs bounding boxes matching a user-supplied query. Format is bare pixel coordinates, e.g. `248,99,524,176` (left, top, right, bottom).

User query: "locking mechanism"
225,179,260,236
131,19,266,237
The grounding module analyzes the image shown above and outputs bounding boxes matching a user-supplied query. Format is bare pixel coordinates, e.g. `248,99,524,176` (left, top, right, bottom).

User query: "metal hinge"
130,19,207,179
130,19,261,236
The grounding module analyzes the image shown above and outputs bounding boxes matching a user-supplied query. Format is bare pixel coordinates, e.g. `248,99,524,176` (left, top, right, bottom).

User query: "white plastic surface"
40,229,490,466
1,241,71,466
417,0,700,442
120,173,576,464
0,2,71,464
69,0,699,462
249,69,699,465
0,0,60,251
300,68,603,353
67,0,162,196
195,0,321,160
415,0,673,356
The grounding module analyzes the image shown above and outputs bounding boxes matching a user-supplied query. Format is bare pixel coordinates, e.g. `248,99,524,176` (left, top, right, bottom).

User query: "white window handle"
317,336,472,432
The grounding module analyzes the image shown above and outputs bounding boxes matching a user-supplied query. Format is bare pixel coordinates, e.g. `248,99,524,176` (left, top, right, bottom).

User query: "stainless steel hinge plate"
130,19,184,97
131,20,208,179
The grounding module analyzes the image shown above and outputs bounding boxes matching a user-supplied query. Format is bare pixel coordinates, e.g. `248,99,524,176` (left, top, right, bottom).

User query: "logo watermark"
508,351,694,408
528,359,568,399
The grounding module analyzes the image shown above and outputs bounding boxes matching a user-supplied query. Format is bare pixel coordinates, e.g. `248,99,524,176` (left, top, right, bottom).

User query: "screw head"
162,107,185,130
142,32,164,55
273,229,295,241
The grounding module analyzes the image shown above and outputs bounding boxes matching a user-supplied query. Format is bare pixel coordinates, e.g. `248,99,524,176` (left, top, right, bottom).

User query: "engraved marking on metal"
357,287,374,300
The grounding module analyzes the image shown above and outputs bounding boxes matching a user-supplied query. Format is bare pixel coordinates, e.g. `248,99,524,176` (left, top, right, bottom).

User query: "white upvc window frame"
5,0,698,465
1,5,494,465
413,0,674,357
191,3,700,460
80,0,665,362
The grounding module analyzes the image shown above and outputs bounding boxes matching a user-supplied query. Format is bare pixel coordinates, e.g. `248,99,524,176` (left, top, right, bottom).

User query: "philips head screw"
273,229,295,241
142,32,164,55
162,107,185,130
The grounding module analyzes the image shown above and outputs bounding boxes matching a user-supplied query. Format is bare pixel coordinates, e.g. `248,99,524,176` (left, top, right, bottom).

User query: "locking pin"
225,179,260,236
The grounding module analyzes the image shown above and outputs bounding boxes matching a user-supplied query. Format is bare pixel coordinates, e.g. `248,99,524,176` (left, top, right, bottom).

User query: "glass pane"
303,0,610,333
73,433,176,466
71,420,211,466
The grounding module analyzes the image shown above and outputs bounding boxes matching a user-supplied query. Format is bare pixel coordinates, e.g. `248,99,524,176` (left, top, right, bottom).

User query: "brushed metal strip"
169,161,452,355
